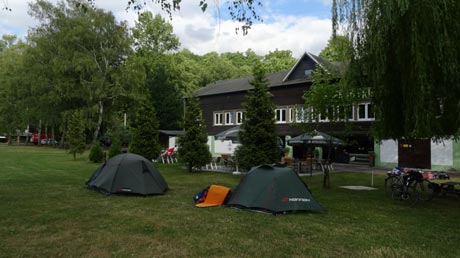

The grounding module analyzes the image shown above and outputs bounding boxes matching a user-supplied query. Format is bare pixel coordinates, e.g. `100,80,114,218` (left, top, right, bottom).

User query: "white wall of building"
431,139,453,166
380,140,398,163
168,137,177,149
214,140,240,155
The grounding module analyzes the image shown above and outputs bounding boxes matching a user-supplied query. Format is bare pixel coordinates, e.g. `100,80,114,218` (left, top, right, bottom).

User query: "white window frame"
275,108,287,124
225,112,234,125
236,111,244,125
357,102,375,121
288,107,295,123
337,105,355,121
347,105,355,121
307,107,316,123
214,112,223,126
318,107,331,123
295,107,305,123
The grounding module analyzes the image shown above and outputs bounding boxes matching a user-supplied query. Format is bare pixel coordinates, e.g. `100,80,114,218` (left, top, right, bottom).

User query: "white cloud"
0,0,332,58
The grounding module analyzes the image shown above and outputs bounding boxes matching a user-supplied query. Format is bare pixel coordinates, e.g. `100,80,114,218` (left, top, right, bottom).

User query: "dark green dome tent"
227,165,323,214
86,153,168,195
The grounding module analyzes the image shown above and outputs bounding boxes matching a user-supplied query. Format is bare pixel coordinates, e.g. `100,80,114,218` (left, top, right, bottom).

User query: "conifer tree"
236,65,278,170
178,94,211,172
129,100,161,160
66,110,86,160
89,143,104,163
108,135,122,159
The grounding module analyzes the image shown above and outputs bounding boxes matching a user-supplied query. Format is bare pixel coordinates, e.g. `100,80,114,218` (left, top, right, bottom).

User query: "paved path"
203,163,389,176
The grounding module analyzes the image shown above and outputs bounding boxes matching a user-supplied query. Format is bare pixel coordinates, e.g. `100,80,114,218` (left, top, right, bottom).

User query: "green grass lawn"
1,144,459,258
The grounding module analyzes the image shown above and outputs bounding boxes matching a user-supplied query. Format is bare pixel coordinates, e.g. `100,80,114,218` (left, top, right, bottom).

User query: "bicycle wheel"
406,184,421,206
385,176,401,198
413,180,435,201
391,183,403,201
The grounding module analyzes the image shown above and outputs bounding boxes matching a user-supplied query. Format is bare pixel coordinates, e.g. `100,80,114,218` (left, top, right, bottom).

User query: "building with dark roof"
194,52,375,161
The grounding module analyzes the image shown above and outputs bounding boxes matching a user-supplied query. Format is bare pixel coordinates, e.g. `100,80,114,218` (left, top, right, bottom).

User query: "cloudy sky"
0,0,333,58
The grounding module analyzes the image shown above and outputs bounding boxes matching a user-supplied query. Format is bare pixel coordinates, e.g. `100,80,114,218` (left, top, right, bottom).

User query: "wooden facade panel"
398,139,431,169
271,84,309,106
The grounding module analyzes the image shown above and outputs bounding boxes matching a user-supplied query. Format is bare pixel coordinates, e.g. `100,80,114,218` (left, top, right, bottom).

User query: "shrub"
108,136,121,159
89,144,104,163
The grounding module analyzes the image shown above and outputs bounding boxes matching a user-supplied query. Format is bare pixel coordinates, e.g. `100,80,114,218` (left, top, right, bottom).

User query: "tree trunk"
37,119,42,146
60,127,66,149
52,127,56,147
44,125,48,145
322,143,332,189
25,125,30,145
323,168,330,189
92,100,104,146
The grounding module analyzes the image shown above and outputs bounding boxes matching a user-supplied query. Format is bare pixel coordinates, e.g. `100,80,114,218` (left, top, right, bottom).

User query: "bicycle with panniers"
390,168,435,206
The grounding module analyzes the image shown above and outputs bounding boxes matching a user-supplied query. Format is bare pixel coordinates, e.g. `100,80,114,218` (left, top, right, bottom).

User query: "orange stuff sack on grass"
195,185,231,207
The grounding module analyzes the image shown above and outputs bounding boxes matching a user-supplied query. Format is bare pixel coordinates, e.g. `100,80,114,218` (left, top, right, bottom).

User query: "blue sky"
0,0,333,57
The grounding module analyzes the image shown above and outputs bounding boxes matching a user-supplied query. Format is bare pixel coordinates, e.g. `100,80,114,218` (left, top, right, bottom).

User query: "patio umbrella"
288,130,344,176
215,126,241,142
288,130,344,146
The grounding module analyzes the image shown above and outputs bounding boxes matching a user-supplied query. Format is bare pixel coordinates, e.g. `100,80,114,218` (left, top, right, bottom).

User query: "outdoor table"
438,181,460,200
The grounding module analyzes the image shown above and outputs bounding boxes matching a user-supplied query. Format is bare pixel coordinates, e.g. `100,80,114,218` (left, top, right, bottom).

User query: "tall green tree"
333,0,460,140
132,12,183,129
319,35,352,63
27,0,140,145
178,94,211,173
66,110,86,160
0,35,28,143
262,49,296,73
235,65,278,171
129,100,161,160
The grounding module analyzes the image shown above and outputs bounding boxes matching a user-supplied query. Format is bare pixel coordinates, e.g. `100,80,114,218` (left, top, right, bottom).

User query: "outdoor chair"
205,156,219,170
320,159,334,172
221,154,235,171
156,147,177,164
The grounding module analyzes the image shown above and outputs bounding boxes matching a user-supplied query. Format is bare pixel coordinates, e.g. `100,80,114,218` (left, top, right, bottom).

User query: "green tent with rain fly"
86,153,168,195
227,164,323,214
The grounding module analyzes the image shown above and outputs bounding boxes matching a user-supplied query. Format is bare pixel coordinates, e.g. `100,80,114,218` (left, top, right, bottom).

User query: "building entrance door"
398,139,431,169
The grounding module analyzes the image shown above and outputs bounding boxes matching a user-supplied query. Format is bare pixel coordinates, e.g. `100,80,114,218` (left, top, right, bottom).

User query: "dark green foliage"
66,110,86,160
235,65,278,171
89,143,104,163
108,136,121,159
148,58,183,130
333,0,460,140
129,100,161,160
178,95,211,172
319,35,352,62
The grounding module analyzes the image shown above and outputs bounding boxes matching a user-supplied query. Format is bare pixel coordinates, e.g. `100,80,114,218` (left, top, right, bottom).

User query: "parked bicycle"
384,167,403,198
390,169,435,206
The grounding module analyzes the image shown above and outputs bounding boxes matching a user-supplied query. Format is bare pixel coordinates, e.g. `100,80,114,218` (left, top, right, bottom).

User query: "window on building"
357,102,375,121
275,108,287,124
236,111,244,125
367,103,375,119
295,107,305,123
289,107,294,123
347,106,354,121
338,105,354,121
304,69,312,77
214,112,223,126
225,112,234,125
302,107,316,123
318,107,332,122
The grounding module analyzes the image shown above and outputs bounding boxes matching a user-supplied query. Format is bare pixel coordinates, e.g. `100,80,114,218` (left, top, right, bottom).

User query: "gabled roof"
283,52,336,82
195,52,336,97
